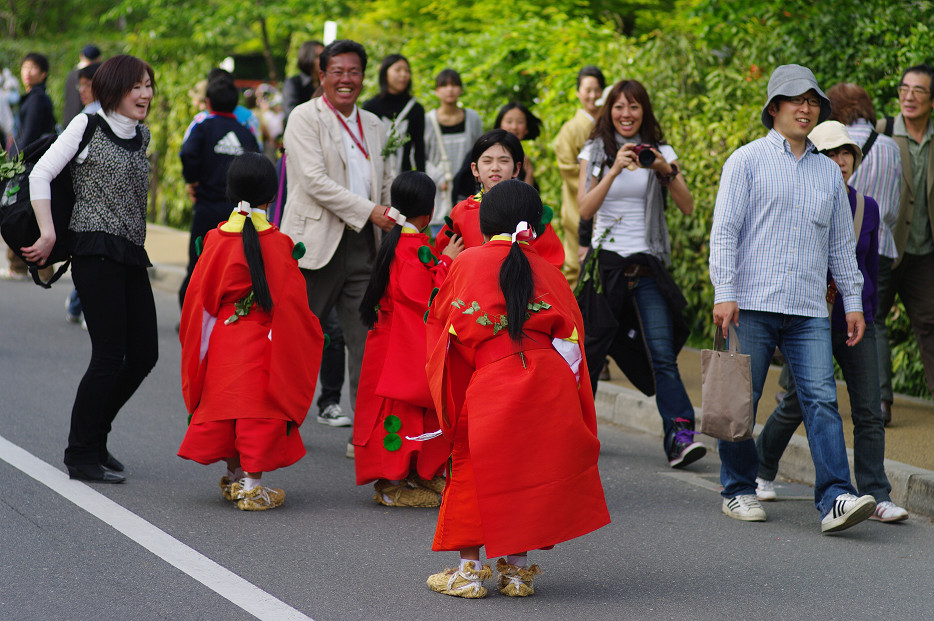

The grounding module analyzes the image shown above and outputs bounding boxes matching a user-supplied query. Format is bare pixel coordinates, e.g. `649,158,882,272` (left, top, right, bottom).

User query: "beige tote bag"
701,324,754,442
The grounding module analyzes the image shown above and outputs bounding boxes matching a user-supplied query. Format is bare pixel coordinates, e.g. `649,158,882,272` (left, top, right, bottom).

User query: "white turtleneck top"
29,109,141,201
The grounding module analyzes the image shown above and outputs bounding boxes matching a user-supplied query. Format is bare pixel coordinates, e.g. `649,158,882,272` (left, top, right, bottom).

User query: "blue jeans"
720,311,856,518
631,276,695,431
757,323,891,502
67,287,82,317
584,272,695,435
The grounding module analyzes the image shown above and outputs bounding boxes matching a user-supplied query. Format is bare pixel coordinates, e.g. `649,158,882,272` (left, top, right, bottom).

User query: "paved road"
2,276,933,621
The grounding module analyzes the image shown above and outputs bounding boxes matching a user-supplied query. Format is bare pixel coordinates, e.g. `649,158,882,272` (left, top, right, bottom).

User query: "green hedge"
5,0,932,398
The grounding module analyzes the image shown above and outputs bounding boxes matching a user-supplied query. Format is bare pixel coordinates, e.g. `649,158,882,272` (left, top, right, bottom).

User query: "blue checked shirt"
847,119,901,259
710,130,864,317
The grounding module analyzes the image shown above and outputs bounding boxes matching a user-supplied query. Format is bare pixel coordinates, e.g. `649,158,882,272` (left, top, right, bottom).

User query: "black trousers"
65,255,158,466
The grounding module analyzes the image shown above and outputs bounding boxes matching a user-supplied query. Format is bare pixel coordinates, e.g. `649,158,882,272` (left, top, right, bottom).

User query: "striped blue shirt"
710,129,864,317
847,119,901,259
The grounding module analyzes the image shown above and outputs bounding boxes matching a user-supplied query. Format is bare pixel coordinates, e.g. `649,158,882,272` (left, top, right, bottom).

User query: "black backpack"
0,113,98,288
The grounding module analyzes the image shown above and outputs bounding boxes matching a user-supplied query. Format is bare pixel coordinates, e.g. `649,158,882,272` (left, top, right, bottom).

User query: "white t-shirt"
578,141,677,257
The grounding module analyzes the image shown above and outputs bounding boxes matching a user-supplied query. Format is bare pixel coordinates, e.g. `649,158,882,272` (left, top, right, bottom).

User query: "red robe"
354,232,452,484
434,194,565,268
426,239,609,556
179,224,323,435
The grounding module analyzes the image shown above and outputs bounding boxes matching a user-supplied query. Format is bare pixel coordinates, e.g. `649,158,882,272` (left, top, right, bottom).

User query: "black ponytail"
359,171,436,326
242,217,272,311
226,153,279,312
478,180,543,341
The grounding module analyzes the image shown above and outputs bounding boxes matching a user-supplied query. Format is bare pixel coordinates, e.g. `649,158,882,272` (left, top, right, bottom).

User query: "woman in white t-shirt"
576,79,705,470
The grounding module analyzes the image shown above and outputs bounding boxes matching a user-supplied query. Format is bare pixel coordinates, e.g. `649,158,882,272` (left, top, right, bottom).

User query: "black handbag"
0,113,98,288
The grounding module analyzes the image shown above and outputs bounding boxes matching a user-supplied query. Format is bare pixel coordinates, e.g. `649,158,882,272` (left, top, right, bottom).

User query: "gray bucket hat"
761,64,831,129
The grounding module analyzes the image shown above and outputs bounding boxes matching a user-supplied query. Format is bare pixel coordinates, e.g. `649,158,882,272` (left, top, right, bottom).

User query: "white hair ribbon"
237,200,251,216
384,206,407,226
510,221,534,244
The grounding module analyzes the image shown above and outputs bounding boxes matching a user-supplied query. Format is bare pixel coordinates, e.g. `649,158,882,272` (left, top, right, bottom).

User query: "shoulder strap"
853,192,865,240
397,97,417,122
74,112,99,161
428,111,451,176
861,129,879,158
875,116,895,137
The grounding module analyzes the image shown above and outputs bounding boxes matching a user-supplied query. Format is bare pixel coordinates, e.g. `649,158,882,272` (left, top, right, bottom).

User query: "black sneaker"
317,403,352,427
665,417,706,468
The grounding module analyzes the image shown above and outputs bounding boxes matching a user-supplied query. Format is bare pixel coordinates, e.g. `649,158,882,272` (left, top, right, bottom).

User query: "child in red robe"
434,129,564,268
425,180,610,598
354,172,464,506
178,152,324,511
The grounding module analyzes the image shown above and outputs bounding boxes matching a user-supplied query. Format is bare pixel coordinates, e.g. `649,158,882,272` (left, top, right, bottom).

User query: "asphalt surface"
2,272,934,621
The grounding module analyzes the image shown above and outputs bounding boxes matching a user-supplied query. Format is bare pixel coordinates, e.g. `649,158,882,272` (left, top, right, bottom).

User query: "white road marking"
0,434,313,621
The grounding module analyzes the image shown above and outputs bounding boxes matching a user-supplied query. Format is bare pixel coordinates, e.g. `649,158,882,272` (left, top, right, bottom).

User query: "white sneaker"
756,477,777,501
722,494,767,522
821,494,876,533
869,500,908,523
317,403,351,427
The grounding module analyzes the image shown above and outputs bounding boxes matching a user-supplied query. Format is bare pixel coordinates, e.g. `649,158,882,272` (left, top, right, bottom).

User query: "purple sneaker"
665,417,706,468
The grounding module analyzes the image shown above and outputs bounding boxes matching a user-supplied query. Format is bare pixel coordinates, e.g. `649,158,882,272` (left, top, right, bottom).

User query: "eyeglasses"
784,95,821,108
326,69,363,79
897,84,930,97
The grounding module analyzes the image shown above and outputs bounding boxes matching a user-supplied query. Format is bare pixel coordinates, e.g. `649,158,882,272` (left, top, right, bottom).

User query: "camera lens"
638,148,656,167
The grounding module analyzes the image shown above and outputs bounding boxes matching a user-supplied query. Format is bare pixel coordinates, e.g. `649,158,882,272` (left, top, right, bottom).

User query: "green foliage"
8,0,934,398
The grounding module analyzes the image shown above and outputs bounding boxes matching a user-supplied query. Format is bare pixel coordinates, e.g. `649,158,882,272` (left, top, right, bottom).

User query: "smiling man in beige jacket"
281,39,394,433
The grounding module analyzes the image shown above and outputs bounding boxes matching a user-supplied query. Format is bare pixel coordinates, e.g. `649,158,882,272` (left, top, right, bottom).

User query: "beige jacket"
281,97,393,270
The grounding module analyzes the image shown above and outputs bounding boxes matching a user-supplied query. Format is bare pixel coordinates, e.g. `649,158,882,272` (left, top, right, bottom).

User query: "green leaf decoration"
195,235,203,257
292,242,306,260
429,287,440,307
463,300,481,315
538,204,554,233
540,301,551,309
187,413,192,426
452,298,465,308
383,432,402,452
226,314,239,324
417,245,434,264
383,415,402,433
323,333,331,349
444,216,454,228
423,309,430,323
476,313,493,326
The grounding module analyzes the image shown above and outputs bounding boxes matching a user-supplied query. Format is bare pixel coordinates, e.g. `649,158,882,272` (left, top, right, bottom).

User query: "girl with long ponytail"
354,171,463,507
178,152,324,511
424,179,610,600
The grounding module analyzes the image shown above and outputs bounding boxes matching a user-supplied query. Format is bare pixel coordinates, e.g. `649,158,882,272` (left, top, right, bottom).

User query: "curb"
595,381,934,519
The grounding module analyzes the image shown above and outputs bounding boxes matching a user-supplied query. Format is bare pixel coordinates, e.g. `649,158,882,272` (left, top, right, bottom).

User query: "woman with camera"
576,79,703,469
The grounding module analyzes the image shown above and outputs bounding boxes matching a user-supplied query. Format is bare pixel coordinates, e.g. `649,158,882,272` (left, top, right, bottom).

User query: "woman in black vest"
24,55,158,483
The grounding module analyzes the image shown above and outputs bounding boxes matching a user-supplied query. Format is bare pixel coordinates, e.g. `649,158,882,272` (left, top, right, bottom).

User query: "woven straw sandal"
427,561,492,598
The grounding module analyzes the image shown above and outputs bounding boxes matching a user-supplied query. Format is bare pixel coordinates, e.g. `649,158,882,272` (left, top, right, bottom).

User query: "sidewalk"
144,222,934,518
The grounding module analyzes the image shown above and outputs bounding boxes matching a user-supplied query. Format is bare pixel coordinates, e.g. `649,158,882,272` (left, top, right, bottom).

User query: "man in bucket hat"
709,64,878,533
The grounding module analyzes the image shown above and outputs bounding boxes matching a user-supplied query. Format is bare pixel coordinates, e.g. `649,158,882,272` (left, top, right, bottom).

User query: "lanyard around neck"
322,95,368,160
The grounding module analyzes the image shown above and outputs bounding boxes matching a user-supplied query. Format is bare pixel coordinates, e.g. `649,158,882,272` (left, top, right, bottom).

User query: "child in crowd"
178,152,323,511
425,180,610,598
493,101,541,188
425,68,483,229
354,172,464,506
434,129,565,268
